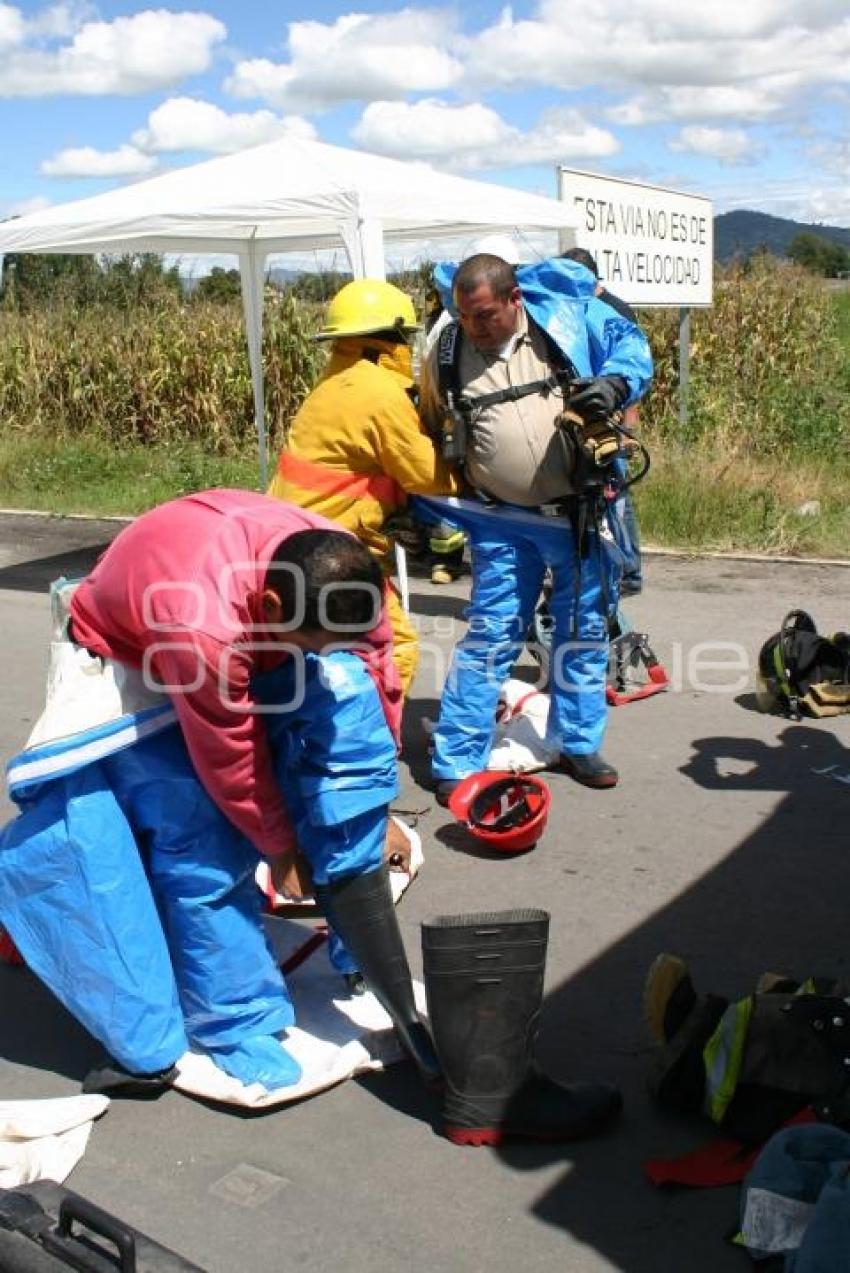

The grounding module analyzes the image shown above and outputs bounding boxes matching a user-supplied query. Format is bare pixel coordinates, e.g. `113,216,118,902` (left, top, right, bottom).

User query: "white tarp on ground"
0,136,577,482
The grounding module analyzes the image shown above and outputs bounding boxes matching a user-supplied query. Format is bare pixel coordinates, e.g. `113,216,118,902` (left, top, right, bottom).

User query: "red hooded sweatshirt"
70,489,401,858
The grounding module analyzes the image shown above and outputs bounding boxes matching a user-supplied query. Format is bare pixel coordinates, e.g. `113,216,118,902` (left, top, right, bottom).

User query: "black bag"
0,1181,205,1272
756,609,850,719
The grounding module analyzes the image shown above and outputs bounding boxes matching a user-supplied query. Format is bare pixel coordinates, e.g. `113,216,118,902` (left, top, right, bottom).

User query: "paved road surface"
1,511,849,1272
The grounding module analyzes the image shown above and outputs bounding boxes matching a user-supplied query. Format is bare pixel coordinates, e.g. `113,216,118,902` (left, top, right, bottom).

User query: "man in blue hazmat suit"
0,495,438,1097
417,253,653,801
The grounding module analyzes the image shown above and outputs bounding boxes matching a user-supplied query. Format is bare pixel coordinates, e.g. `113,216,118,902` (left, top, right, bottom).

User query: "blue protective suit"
419,256,653,779
0,650,397,1076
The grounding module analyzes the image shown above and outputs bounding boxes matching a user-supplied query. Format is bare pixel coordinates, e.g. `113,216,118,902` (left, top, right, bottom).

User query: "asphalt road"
1,511,849,1273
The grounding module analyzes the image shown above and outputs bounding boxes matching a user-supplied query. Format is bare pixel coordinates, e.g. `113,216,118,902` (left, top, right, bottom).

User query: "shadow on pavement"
500,722,850,1272
0,545,111,593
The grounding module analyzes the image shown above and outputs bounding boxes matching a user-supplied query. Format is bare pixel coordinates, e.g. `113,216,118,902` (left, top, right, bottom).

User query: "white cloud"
0,9,225,97
463,2,850,112
607,84,788,126
1,195,50,219
132,97,316,154
352,98,618,169
26,2,93,41
225,9,463,111
41,144,158,178
0,3,25,48
668,126,763,166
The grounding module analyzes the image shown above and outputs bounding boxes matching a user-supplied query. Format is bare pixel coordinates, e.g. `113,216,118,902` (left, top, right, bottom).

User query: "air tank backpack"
756,609,850,719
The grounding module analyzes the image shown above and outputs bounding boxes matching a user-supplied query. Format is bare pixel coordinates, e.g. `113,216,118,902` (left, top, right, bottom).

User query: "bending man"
0,489,437,1094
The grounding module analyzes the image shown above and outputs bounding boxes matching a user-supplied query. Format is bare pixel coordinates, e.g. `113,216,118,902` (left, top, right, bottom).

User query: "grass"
0,435,263,517
634,445,850,558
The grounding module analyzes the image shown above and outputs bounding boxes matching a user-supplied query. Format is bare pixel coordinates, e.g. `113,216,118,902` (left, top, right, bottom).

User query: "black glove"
568,376,628,424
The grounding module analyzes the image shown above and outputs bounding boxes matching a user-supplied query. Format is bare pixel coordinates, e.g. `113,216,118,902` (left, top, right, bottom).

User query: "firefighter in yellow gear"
268,279,460,693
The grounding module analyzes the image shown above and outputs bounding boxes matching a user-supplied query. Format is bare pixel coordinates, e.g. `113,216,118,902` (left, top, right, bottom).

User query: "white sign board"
557,169,713,307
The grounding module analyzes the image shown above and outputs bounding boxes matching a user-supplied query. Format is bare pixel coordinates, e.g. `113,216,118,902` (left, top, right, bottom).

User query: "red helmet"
448,771,551,853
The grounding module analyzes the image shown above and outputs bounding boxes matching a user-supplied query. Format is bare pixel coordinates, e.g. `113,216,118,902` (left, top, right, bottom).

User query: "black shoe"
82,1057,177,1098
434,779,460,807
558,752,619,789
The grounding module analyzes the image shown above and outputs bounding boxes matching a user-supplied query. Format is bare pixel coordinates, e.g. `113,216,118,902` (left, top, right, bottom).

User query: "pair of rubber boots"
319,882,621,1146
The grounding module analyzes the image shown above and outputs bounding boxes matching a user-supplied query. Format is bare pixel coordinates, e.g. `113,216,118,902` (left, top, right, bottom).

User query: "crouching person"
0,489,437,1096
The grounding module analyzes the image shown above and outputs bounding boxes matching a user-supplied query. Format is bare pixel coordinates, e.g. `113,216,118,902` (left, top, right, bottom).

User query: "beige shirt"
420,307,575,507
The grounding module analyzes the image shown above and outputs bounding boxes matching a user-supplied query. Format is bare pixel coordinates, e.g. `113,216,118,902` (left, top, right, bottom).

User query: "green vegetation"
632,256,849,557
787,231,850,279
0,251,847,556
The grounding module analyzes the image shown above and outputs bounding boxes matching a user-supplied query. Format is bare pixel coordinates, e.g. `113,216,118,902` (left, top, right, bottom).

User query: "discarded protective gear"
314,866,442,1088
414,499,615,782
556,751,618,789
567,375,628,424
422,909,623,1144
756,610,850,720
202,1036,302,1091
645,956,850,1144
267,335,459,693
447,771,550,852
317,279,418,341
739,1124,850,1268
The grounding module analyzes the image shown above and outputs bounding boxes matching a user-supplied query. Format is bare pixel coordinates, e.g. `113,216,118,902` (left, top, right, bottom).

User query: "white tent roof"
0,137,577,483
0,135,575,264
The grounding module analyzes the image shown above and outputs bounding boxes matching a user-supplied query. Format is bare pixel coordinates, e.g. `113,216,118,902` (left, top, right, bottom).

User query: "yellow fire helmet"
317,279,419,341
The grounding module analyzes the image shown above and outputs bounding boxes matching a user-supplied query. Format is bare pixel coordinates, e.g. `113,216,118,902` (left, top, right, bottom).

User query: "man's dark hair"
454,253,517,301
561,246,599,277
266,529,383,633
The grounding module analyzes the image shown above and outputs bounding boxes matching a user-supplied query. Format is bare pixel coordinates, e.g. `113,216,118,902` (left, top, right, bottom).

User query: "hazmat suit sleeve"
584,296,653,404
374,382,460,497
149,633,297,859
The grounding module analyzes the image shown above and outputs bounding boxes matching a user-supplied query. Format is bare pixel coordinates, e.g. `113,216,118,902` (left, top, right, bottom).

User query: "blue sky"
2,0,848,236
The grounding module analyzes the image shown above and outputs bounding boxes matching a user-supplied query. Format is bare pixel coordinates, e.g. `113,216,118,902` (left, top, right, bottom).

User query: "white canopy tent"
0,136,577,482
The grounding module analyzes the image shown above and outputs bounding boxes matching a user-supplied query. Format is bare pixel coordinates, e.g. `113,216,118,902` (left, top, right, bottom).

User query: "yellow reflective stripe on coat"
703,996,753,1125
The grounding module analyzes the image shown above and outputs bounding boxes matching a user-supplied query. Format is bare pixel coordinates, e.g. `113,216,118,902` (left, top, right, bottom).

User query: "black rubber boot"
81,1057,177,1098
422,909,622,1145
314,866,441,1088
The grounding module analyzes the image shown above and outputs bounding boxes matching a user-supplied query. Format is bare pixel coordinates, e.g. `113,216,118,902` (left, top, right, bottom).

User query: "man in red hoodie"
1,489,437,1095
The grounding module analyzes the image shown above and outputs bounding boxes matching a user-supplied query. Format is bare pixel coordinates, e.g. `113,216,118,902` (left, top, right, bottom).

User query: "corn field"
0,289,324,455
0,257,847,551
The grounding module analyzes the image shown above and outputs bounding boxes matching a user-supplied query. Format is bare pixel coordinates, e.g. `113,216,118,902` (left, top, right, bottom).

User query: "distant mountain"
714,210,850,262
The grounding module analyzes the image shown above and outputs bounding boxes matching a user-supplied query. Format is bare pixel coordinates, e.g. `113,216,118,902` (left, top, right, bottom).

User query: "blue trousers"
0,652,396,1072
432,517,611,780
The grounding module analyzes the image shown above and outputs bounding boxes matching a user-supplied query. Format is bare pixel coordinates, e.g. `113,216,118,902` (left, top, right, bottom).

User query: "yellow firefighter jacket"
267,335,460,692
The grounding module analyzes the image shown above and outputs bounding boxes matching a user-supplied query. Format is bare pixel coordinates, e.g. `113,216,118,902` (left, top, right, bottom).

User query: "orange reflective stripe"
277,451,402,506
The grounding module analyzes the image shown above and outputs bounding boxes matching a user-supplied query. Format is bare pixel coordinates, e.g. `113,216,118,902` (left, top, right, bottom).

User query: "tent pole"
239,239,269,488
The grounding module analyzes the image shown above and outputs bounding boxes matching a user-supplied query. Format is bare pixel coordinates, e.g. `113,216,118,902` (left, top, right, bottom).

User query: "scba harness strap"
436,317,577,467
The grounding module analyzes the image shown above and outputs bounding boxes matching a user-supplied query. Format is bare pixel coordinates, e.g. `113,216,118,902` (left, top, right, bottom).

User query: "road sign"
557,169,713,307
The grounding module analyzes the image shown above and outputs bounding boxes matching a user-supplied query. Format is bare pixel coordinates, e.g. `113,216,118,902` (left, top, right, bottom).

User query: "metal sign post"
679,307,691,428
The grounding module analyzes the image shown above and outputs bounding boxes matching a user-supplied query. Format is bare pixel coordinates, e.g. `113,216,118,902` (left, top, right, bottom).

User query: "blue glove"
205,1036,302,1090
